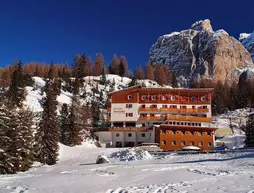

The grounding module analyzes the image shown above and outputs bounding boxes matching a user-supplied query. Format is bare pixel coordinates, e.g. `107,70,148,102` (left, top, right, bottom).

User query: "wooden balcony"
139,116,166,121
179,108,209,113
167,115,212,122
160,108,179,113
139,107,158,112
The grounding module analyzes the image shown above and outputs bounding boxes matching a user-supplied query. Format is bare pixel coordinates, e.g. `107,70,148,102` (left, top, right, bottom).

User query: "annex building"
94,86,217,151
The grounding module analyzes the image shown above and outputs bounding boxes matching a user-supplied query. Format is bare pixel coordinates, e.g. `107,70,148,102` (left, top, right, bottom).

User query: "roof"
108,86,214,96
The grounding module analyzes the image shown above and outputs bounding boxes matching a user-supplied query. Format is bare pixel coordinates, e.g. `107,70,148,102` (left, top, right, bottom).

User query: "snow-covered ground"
1,146,254,193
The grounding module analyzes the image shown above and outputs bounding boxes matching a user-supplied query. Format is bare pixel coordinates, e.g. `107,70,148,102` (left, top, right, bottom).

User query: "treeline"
0,53,179,88
0,59,108,174
0,53,129,87
192,78,254,115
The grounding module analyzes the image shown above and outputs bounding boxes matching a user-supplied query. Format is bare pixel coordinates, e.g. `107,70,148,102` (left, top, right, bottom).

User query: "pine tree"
7,61,25,107
0,106,34,174
146,63,154,80
154,65,167,85
111,54,120,75
48,62,57,80
59,103,70,145
119,61,125,77
35,80,60,165
16,109,34,171
171,72,178,88
93,53,104,76
135,65,145,80
68,95,83,146
0,106,16,174
120,56,129,77
91,101,100,128
100,67,107,85
244,115,254,147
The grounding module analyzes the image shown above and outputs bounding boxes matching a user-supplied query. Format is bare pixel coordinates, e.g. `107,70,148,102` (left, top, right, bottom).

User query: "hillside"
24,75,163,113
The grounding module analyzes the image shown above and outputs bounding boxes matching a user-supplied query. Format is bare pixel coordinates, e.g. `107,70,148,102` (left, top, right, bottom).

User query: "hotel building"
94,86,217,150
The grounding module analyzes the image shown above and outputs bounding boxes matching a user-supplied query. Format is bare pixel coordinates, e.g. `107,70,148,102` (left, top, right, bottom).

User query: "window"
207,132,211,136
126,104,132,108
128,133,132,137
142,123,146,127
162,105,167,108
116,133,120,137
141,95,146,100
198,142,203,146
171,96,175,101
151,96,156,100
172,141,176,145
127,95,132,100
162,140,166,145
190,141,194,146
201,96,206,101
208,142,212,147
191,96,196,102
126,113,133,117
162,96,166,100
181,141,186,146
141,133,146,137
199,123,202,126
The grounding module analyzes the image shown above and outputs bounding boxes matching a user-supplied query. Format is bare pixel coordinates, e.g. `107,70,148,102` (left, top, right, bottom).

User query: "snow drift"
109,148,153,161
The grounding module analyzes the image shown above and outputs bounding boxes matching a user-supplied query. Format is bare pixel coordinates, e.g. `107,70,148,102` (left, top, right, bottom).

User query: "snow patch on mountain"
240,31,254,62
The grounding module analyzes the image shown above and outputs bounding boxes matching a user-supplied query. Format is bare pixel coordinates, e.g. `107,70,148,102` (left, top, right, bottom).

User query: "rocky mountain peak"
239,31,254,62
191,19,213,32
149,19,253,85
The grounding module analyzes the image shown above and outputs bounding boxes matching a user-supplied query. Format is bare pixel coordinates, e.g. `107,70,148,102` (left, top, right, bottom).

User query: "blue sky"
0,0,253,71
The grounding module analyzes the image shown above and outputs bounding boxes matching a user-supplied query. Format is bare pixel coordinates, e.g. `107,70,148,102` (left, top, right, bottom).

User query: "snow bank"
109,148,153,161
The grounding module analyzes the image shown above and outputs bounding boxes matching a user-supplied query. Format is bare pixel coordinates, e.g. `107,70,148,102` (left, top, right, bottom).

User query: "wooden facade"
157,125,216,151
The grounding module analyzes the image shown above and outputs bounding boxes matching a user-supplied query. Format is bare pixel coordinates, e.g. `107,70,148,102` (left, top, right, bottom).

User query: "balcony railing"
179,108,209,113
139,116,166,121
160,108,179,113
139,107,158,112
167,115,212,122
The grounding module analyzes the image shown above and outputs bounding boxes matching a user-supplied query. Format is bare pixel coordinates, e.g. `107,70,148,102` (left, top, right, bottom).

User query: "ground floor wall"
95,130,154,148
159,130,215,151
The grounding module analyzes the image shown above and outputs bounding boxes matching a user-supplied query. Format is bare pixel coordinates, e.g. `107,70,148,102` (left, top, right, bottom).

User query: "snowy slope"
24,75,162,113
0,146,254,193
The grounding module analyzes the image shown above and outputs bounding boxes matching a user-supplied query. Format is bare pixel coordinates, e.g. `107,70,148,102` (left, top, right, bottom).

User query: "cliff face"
149,19,253,83
239,32,254,62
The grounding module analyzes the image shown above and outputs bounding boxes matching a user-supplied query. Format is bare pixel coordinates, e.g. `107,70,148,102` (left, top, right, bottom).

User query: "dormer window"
171,96,175,101
127,95,132,100
151,96,156,100
141,95,146,100
201,96,206,101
